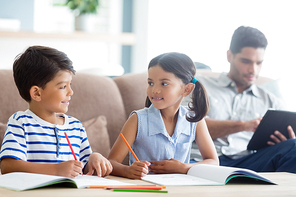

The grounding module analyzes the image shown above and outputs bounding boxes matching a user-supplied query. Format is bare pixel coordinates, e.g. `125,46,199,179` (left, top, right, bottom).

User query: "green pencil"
113,189,168,193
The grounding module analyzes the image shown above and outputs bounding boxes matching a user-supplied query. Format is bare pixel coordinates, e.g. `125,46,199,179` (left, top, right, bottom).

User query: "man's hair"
13,45,75,102
229,26,268,54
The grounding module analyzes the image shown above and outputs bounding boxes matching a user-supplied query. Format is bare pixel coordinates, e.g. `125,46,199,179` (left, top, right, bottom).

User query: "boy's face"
39,70,73,114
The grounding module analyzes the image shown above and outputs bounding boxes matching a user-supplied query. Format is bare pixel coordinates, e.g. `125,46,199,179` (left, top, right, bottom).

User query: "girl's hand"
86,152,113,177
56,160,83,178
127,161,150,179
149,158,189,174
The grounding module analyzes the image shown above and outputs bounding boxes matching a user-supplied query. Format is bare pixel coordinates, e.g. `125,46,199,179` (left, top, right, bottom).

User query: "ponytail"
145,52,209,122
186,79,209,122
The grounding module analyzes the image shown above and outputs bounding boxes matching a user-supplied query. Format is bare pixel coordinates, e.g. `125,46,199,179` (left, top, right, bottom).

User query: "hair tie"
192,78,198,84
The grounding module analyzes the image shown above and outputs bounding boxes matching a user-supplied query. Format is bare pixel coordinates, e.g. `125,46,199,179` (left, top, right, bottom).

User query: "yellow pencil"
120,133,139,161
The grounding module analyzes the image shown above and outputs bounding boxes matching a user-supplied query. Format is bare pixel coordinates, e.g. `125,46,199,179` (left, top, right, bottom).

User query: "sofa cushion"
114,72,148,118
0,70,28,123
0,122,6,149
82,115,110,157
69,72,126,148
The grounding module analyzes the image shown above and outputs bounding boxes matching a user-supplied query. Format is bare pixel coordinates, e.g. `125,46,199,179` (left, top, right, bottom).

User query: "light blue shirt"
130,105,197,165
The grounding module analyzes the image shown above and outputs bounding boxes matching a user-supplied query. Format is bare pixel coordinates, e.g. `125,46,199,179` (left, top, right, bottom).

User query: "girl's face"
147,65,186,110
38,70,74,114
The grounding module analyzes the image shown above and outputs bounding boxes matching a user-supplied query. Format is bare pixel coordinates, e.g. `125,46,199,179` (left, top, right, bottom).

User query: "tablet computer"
247,109,296,150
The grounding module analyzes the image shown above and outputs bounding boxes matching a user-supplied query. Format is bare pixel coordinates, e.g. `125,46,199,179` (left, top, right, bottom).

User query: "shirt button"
59,146,61,149
231,82,235,87
59,137,61,141
255,113,260,117
233,112,237,116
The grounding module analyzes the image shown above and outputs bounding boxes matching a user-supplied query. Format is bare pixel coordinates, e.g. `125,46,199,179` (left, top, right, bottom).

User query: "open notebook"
0,172,134,191
142,164,276,186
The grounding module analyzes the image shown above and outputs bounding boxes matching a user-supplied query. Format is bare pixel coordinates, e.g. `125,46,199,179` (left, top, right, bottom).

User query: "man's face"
227,47,265,92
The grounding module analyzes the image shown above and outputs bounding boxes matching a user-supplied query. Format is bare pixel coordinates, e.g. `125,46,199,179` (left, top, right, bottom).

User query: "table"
0,173,295,197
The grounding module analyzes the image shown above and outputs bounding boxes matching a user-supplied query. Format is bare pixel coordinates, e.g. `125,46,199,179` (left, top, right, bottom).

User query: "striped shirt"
0,110,92,166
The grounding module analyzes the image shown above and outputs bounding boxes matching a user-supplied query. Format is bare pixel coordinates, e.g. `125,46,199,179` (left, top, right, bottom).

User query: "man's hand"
267,125,295,146
243,118,262,132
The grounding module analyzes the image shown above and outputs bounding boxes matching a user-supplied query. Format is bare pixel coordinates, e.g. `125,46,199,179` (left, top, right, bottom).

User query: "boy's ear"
30,86,42,102
182,83,194,97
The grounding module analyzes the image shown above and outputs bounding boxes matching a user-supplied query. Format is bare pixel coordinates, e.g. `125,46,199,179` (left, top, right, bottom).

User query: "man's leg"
219,139,296,173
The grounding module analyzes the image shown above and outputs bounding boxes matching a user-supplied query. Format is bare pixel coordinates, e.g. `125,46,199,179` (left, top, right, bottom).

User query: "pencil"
113,189,168,193
120,133,139,161
64,132,78,160
86,185,166,190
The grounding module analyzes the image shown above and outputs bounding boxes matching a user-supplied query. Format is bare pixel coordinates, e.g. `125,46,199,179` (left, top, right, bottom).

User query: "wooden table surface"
0,172,295,197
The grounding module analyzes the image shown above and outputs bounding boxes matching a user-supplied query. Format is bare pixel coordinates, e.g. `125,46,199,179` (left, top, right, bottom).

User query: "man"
189,26,296,173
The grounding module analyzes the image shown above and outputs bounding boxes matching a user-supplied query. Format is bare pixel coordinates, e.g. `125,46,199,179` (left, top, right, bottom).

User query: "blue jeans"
219,138,296,173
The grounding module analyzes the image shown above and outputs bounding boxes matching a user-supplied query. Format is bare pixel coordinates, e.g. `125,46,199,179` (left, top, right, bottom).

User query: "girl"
108,52,218,179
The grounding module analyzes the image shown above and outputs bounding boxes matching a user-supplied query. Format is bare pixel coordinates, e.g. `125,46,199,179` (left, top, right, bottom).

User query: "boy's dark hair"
13,46,75,102
230,26,268,54
145,52,209,122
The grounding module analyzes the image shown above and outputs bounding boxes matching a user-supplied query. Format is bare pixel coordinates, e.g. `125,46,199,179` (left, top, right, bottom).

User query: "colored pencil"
64,132,77,160
113,189,168,193
86,185,166,189
120,133,139,161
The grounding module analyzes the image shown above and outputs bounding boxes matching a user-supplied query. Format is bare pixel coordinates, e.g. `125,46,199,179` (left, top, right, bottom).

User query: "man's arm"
205,118,262,140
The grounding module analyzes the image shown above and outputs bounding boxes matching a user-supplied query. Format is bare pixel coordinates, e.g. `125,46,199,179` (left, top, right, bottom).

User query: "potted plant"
66,0,100,32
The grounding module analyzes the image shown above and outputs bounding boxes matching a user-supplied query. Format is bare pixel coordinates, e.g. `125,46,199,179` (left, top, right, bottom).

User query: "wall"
0,0,127,76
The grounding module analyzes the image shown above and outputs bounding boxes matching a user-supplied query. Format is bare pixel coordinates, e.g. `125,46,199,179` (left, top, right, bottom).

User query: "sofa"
0,69,272,166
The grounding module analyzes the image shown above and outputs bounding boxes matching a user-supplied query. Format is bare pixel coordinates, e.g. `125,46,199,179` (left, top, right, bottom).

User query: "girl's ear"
182,83,194,97
30,86,42,102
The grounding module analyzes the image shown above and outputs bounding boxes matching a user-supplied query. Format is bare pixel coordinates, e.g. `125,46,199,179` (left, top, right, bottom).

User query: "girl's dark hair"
13,45,75,102
145,52,209,122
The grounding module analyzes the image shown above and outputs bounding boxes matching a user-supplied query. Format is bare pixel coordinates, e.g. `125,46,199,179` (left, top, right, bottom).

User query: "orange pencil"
120,133,139,161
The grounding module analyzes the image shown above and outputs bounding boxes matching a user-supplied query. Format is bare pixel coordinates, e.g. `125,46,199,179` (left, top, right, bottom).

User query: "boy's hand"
86,152,113,177
126,161,150,179
57,160,83,178
149,158,188,174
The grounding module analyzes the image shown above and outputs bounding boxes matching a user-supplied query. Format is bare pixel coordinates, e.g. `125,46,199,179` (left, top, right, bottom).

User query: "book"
0,172,134,191
142,164,276,186
247,109,296,150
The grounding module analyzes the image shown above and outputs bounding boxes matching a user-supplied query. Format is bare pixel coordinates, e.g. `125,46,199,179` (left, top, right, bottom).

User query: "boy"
0,46,112,178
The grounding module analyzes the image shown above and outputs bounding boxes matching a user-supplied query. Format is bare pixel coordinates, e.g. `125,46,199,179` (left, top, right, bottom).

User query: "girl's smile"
147,65,185,110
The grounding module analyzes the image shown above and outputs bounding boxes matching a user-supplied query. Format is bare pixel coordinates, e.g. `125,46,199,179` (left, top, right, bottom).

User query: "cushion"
82,115,111,157
0,122,6,150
